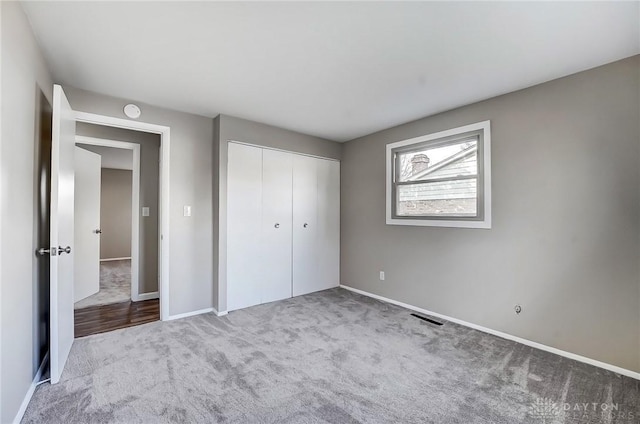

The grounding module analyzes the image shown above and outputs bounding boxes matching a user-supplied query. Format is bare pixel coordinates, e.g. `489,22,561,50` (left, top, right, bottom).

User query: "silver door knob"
94,229,102,234
303,223,308,228
58,246,71,254
274,223,280,228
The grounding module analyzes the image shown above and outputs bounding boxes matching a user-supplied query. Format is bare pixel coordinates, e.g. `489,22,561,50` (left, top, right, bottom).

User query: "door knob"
94,229,102,234
303,223,308,228
274,223,280,229
58,246,71,254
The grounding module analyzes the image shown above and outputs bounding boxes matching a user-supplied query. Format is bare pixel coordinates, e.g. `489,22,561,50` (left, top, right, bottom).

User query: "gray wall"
76,123,161,293
99,169,133,260
214,114,342,312
341,56,640,372
0,2,54,422
66,87,214,315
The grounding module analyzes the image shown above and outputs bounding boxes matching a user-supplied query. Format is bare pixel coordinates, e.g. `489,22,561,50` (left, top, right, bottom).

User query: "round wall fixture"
123,103,141,119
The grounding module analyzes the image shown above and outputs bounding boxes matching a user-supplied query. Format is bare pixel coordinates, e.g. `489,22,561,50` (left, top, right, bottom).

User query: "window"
386,121,491,228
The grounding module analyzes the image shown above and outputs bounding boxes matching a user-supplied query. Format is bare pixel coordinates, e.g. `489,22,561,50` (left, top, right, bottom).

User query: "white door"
227,143,263,311
261,149,293,304
50,84,76,384
316,159,340,291
73,147,101,302
292,155,319,296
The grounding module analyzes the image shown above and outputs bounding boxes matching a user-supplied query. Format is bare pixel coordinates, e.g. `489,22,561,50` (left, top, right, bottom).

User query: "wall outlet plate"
379,271,385,281
142,207,150,217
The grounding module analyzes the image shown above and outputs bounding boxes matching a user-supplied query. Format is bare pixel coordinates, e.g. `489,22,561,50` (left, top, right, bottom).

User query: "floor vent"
411,313,444,326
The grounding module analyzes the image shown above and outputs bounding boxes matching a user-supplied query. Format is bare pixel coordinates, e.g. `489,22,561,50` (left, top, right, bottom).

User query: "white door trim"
75,135,143,303
74,112,170,321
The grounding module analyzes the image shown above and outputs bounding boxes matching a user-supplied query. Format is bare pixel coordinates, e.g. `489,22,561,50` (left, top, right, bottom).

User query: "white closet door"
317,159,340,291
292,155,318,296
261,149,293,304
227,143,263,311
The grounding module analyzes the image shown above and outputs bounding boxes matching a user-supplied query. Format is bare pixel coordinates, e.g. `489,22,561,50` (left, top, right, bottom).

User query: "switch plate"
184,205,192,217
142,207,149,217
379,271,385,281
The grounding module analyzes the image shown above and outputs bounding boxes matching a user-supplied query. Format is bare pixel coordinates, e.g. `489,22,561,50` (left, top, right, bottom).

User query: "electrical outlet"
142,207,150,217
183,205,192,217
379,271,385,281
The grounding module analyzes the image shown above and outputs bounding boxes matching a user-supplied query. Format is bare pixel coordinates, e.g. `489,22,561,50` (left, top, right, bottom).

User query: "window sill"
385,217,491,229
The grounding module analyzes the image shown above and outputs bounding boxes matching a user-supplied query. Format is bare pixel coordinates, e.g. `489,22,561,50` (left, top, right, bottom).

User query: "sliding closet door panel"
227,143,263,311
261,149,293,304
292,155,318,296
317,159,340,290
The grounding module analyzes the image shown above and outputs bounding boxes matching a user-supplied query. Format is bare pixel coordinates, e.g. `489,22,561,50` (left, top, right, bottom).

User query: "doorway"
47,85,171,383
71,130,161,337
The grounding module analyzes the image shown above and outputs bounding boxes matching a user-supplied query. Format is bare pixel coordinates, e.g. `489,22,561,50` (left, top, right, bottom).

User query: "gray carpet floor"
25,288,639,423
74,260,131,309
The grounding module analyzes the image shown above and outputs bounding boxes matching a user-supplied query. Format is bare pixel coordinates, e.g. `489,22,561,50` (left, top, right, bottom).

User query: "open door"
50,84,76,384
74,147,101,302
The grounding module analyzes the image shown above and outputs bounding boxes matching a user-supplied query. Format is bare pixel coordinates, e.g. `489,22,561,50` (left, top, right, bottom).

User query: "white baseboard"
135,291,159,301
339,284,640,381
166,307,214,321
13,352,49,424
212,307,228,317
99,257,131,262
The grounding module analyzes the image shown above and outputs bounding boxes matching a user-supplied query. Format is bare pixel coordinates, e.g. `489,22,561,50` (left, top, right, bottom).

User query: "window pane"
397,179,477,216
397,138,477,182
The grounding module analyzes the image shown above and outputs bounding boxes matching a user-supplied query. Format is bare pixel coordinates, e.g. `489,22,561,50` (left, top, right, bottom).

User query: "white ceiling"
77,144,133,171
22,1,639,142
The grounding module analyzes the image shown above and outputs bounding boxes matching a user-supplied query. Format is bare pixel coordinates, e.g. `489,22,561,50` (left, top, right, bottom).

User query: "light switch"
142,207,150,217
184,205,192,217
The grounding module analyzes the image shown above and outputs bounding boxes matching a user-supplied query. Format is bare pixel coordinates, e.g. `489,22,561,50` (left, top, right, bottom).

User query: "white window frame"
386,120,491,229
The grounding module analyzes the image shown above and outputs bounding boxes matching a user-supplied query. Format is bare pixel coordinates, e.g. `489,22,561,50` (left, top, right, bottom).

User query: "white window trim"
386,120,491,229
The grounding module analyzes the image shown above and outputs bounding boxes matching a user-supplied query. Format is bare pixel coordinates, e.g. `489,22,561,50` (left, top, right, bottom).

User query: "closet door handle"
274,223,280,229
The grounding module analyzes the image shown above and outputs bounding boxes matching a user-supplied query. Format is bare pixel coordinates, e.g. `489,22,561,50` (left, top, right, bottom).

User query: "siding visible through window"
386,121,491,228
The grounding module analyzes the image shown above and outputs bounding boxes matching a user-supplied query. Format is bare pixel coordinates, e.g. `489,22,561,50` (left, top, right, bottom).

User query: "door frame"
75,136,144,302
74,112,170,321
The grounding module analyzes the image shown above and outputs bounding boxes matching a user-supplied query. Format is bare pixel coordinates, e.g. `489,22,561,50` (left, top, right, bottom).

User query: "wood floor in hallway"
74,299,160,338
